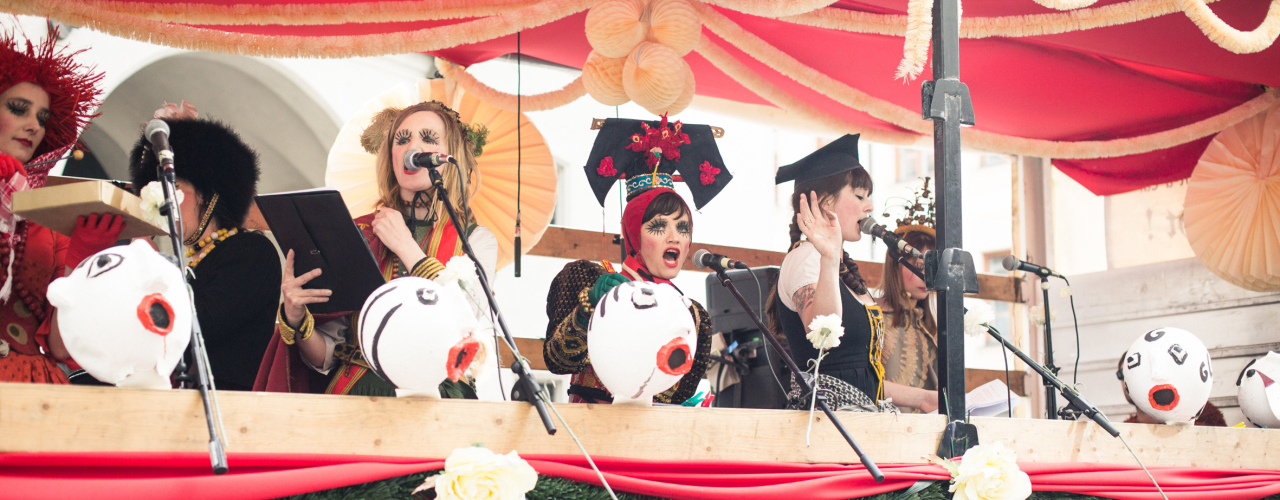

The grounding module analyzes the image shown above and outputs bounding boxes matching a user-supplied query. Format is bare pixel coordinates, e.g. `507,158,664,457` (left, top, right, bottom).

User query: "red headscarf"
1,29,103,181
620,187,690,285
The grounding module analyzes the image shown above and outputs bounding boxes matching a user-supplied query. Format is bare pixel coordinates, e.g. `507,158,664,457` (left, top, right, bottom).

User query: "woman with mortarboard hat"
128,103,281,391
0,29,126,384
766,134,937,413
265,101,495,397
543,116,729,404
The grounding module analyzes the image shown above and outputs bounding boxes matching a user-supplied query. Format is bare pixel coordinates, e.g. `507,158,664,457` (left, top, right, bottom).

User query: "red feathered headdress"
0,29,103,170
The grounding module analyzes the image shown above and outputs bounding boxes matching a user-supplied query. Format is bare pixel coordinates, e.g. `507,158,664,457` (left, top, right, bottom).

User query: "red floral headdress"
1,28,104,174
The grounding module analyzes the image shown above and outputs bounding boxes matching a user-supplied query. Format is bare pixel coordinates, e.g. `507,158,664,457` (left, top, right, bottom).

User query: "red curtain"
2,452,1279,500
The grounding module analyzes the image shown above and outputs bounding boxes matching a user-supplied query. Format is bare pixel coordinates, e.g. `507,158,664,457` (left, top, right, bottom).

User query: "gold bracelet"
411,256,446,280
578,287,595,316
277,305,314,345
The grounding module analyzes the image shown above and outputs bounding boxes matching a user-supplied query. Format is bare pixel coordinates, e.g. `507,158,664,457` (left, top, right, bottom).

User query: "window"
982,250,1012,343
896,148,933,183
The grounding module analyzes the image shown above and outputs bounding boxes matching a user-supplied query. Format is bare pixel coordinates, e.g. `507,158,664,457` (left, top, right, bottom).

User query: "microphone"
859,217,923,259
693,249,748,272
403,148,456,172
1002,255,1063,278
145,119,174,167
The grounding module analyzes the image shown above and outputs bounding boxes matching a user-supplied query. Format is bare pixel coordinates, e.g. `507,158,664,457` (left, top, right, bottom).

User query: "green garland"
278,472,1280,500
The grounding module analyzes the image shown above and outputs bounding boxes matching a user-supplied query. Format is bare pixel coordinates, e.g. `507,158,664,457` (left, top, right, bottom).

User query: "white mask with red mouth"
1237,351,1280,428
357,276,483,398
47,239,192,390
587,281,696,406
1119,327,1213,424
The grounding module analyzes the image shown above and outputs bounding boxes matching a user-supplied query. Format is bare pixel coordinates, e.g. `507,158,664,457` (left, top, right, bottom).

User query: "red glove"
0,153,26,182
66,213,126,268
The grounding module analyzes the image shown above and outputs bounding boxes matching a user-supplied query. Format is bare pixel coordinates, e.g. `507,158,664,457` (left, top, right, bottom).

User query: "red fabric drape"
3,452,1279,500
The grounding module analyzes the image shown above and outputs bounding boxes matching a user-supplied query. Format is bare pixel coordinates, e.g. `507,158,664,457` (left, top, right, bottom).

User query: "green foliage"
278,470,441,500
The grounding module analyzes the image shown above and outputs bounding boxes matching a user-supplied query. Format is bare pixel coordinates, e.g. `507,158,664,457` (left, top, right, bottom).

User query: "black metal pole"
425,164,557,435
710,267,884,482
986,325,1118,437
1041,277,1059,419
927,0,973,423
154,146,228,474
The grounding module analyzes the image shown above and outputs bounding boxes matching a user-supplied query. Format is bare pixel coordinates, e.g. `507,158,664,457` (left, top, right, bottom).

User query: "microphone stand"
425,163,557,435
984,324,1119,437
706,265,884,482
155,154,229,474
1039,276,1060,419
892,250,1118,437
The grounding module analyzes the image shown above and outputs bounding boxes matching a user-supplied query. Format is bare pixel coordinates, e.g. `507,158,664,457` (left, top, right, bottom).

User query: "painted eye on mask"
1168,344,1187,365
86,253,124,277
1126,352,1142,369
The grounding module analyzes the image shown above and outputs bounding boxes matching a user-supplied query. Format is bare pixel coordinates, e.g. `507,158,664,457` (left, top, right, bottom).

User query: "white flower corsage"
415,446,539,500
803,314,844,445
963,299,994,337
929,442,1032,500
139,181,182,229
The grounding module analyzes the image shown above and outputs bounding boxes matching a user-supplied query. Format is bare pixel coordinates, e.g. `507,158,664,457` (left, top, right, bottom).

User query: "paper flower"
806,314,844,351
596,156,617,177
1029,305,1056,325
415,446,539,500
698,161,720,186
930,442,1032,500
138,181,182,229
963,299,994,337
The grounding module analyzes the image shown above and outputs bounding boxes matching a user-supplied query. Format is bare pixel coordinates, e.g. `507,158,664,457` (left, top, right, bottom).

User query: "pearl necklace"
185,227,238,268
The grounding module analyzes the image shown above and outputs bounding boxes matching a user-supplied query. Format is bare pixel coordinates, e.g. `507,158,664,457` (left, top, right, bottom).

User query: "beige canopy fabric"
325,77,557,271
1184,101,1280,292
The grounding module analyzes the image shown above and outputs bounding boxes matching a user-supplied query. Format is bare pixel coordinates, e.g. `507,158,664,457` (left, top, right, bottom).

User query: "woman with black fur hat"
128,106,282,392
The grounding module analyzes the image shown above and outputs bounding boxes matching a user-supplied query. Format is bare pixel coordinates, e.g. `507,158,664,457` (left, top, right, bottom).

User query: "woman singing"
768,134,937,413
268,101,496,397
875,213,939,398
543,116,729,404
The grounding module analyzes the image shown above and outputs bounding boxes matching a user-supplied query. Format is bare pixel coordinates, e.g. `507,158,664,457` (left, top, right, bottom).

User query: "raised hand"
797,191,842,262
281,249,331,327
371,207,426,266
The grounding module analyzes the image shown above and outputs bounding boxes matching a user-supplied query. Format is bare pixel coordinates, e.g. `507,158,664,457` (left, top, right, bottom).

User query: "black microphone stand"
154,151,229,474
425,163,557,435
892,250,1118,437
706,264,883,482
984,324,1119,437
1039,275,1061,419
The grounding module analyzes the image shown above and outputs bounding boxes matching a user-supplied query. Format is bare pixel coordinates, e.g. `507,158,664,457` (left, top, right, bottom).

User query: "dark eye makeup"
419,129,440,145
676,221,691,236
394,129,412,146
645,218,667,236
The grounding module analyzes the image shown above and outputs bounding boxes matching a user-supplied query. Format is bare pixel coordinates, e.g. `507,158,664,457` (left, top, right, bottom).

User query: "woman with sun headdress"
874,179,941,401
543,116,729,405
0,29,126,384
264,100,496,397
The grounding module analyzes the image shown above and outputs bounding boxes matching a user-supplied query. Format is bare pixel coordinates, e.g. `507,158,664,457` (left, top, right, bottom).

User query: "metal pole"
927,0,973,423
1041,277,1059,418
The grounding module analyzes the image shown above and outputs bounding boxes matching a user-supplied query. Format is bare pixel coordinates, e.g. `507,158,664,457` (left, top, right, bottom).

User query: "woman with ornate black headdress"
0,29,124,384
265,100,495,397
128,105,281,391
543,115,729,404
766,135,936,413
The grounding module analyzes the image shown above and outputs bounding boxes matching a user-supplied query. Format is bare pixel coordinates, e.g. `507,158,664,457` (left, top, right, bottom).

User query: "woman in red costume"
0,29,124,383
543,116,731,404
258,100,495,396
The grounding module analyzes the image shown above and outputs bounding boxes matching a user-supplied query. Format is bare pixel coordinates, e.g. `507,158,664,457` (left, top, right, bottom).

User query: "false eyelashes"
419,129,440,145
394,129,412,146
676,221,691,236
645,219,666,236
394,128,442,146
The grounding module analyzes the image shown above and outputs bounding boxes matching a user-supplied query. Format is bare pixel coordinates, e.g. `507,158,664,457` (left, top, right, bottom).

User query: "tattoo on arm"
792,284,817,313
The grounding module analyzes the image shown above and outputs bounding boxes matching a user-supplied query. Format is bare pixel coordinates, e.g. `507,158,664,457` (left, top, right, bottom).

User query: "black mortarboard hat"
774,134,863,185
583,117,732,210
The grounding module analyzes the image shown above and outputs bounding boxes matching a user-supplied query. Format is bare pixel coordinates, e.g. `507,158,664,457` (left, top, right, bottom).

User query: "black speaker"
705,267,788,409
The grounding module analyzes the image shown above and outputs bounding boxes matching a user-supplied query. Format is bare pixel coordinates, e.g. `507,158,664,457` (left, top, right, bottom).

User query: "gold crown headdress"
883,177,936,238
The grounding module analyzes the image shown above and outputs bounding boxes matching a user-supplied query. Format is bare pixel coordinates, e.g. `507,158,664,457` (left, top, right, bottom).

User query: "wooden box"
12,180,169,239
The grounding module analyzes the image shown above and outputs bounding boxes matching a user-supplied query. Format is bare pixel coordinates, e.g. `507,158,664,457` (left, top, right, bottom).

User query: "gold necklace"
183,193,220,246
186,227,238,268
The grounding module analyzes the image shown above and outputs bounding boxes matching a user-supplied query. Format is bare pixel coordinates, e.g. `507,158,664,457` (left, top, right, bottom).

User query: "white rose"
414,446,539,500
963,299,994,337
949,442,1032,500
435,256,487,319
806,314,844,351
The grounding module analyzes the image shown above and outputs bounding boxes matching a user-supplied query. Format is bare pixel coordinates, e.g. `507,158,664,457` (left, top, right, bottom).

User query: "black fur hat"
129,118,260,230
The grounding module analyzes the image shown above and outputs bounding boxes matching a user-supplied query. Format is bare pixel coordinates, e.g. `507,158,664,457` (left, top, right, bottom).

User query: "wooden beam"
529,226,1024,303
2,383,1275,469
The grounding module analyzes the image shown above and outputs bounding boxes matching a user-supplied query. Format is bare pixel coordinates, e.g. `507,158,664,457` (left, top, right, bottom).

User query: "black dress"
188,231,282,391
777,283,886,402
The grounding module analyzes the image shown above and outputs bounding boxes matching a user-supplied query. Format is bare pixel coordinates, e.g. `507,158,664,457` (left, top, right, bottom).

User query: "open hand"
281,249,331,327
797,192,842,262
